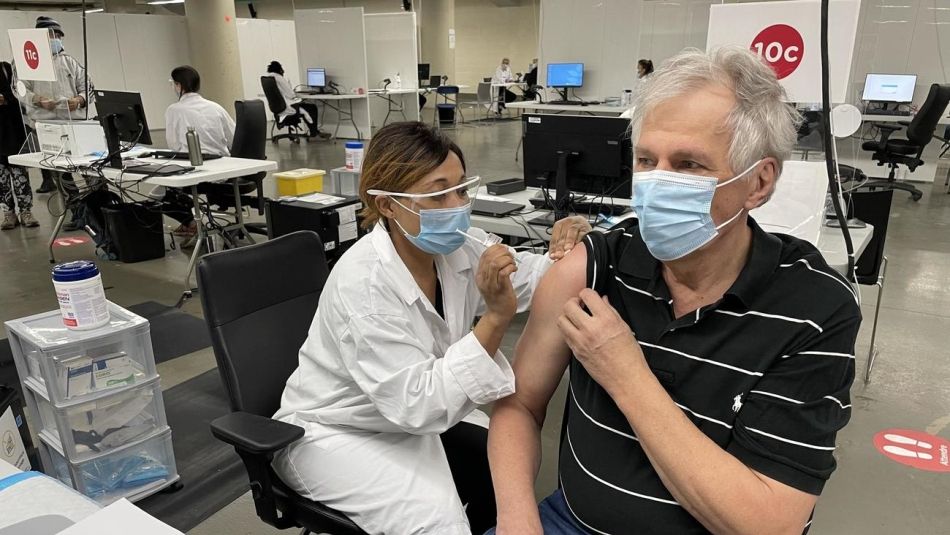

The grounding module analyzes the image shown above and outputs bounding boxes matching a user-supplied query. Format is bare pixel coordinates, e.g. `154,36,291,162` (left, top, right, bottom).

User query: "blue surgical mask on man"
630,160,762,261
49,38,64,55
368,176,480,256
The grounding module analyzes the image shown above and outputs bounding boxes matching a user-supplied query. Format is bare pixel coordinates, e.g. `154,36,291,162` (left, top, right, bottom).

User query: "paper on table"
297,192,346,205
57,498,184,535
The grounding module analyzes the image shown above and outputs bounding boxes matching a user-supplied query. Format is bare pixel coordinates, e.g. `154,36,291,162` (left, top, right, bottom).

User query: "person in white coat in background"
263,60,329,139
21,16,93,202
491,57,519,113
272,121,591,535
160,65,235,246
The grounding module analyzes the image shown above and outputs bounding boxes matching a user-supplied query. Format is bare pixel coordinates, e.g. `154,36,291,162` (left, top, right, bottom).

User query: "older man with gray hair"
487,46,861,535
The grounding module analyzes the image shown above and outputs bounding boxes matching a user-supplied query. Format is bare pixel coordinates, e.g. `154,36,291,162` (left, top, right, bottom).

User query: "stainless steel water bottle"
185,127,203,166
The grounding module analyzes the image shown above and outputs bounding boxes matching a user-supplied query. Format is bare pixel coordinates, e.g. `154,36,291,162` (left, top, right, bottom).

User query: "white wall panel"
294,7,371,139
114,14,191,130
365,12,420,128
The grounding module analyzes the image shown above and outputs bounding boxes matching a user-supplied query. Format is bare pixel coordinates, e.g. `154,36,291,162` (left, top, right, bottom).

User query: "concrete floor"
2,117,949,534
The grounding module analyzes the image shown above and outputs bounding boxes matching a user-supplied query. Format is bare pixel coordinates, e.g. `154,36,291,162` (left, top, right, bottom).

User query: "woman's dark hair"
171,65,201,93
638,59,654,75
267,61,284,75
358,121,466,230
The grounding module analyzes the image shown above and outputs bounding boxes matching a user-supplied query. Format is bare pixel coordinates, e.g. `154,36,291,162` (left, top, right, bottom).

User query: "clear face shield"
367,175,481,215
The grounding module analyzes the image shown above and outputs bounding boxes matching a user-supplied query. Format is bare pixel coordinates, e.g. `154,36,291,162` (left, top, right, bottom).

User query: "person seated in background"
263,60,329,139
272,121,590,535
159,65,235,247
491,57,518,113
487,47,861,535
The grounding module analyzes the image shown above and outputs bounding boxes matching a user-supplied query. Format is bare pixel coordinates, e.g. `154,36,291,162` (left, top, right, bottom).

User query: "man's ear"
744,157,779,211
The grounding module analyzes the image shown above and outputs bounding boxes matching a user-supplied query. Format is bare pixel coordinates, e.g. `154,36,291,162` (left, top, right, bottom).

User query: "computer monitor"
418,63,431,85
522,114,632,220
307,68,327,88
862,73,917,103
94,90,152,169
546,62,584,88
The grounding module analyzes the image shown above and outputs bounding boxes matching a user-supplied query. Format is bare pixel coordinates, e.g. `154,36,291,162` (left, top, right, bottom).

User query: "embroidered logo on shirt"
732,394,743,413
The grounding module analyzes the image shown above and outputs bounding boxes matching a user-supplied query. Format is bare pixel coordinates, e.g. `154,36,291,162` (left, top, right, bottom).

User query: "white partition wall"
538,0,642,101
114,15,191,131
237,19,300,103
364,12,420,129
2,11,191,130
294,7,370,140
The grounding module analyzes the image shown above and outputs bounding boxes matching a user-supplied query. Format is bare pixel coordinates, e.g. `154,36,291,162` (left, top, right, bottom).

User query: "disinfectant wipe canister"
345,141,364,171
52,261,110,330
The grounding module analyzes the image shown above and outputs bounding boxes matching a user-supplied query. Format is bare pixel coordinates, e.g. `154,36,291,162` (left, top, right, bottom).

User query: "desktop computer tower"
266,195,366,267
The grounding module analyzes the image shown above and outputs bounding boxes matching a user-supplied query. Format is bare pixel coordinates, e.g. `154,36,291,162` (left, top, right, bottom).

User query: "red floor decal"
873,429,950,472
53,237,90,247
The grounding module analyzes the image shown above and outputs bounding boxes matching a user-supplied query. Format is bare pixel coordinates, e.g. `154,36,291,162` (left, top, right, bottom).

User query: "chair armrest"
872,123,903,145
211,412,304,454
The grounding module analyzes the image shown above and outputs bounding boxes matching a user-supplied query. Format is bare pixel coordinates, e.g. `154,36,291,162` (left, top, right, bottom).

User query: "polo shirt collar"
615,217,783,308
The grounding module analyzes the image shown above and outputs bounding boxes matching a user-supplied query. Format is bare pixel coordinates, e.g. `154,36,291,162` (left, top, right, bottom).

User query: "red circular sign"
873,429,950,473
750,24,804,80
23,40,40,70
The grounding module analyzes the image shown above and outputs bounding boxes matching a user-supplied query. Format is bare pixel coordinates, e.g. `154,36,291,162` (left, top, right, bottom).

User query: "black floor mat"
0,301,211,398
125,301,212,365
137,369,247,532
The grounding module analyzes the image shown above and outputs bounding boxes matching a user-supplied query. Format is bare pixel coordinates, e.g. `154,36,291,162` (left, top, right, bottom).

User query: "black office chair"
845,188,894,383
861,83,950,201
261,76,304,144
198,100,268,239
198,231,367,535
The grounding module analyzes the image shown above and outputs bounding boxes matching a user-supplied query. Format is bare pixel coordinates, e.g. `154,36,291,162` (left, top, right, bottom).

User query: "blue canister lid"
345,141,363,149
52,261,100,282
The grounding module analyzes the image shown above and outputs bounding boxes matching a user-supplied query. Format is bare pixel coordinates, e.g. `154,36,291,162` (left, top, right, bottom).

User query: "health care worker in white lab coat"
491,58,519,113
21,17,93,195
273,121,590,535
160,65,235,245
263,60,328,139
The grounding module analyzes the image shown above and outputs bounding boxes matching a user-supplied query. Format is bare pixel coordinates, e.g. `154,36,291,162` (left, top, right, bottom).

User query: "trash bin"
437,103,456,124
101,202,165,263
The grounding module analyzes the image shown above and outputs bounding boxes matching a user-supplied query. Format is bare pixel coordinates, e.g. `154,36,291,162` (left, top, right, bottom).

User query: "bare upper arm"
508,244,589,426
754,469,819,533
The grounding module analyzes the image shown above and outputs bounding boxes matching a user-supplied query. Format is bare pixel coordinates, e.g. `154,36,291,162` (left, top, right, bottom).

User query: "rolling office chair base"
271,133,301,144
864,179,923,202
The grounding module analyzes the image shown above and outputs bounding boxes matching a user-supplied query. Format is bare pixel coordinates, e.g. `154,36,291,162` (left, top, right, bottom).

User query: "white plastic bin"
25,376,167,461
39,427,178,505
327,166,361,196
4,302,156,403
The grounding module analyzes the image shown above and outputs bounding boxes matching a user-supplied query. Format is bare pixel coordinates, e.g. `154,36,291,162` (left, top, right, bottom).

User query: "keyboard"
551,100,602,106
529,194,629,216
123,161,194,176
145,150,223,161
866,110,911,116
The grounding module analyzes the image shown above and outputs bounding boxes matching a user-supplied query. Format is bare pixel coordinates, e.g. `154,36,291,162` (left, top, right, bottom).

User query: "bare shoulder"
537,242,588,301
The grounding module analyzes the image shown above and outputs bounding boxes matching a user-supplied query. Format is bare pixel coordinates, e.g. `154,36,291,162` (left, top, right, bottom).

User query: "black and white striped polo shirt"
559,217,861,535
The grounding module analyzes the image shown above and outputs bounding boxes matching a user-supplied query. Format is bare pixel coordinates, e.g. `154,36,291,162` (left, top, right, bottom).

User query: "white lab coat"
164,92,235,156
492,65,514,84
20,51,93,126
273,223,553,535
262,72,312,123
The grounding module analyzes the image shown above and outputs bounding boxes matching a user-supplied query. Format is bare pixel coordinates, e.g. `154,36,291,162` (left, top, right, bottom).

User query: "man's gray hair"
629,46,800,175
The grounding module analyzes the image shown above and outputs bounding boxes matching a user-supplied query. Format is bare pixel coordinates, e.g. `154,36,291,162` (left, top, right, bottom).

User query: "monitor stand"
534,150,579,227
102,114,123,169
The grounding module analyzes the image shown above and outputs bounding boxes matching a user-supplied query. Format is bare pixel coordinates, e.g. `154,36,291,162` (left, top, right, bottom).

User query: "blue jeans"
484,489,587,535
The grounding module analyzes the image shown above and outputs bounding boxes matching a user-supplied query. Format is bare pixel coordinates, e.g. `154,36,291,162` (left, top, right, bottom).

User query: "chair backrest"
906,84,950,146
230,100,267,160
197,231,330,416
260,75,288,116
849,189,893,284
476,82,492,101
437,85,460,96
